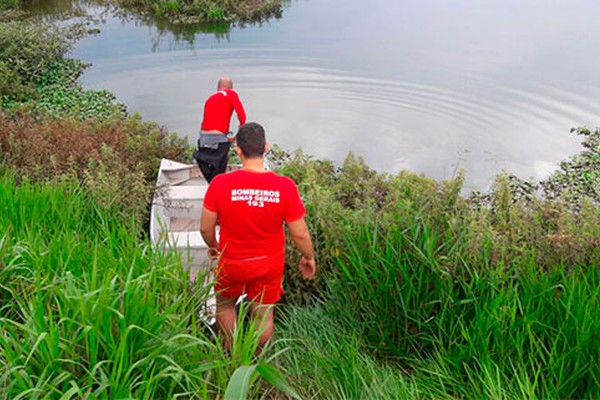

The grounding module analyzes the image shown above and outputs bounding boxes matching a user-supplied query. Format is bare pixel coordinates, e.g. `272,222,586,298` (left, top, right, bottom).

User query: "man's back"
203,169,305,260
201,89,246,133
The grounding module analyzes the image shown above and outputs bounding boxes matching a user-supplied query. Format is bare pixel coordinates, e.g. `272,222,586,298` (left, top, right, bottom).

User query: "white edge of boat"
151,158,220,324
150,158,249,325
150,158,215,277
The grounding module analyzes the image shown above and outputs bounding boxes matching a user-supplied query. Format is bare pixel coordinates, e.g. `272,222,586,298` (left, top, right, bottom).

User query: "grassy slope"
0,172,303,398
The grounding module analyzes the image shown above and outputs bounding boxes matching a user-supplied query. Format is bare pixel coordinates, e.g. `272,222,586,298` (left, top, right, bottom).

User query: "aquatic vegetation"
0,13,127,119
541,127,600,206
34,58,128,120
91,0,285,43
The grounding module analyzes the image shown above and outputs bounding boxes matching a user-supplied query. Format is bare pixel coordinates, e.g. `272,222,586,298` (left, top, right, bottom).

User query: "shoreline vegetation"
1,2,599,399
105,0,284,25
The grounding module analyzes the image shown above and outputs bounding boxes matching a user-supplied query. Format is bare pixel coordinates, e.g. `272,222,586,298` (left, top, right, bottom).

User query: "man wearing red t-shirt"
200,122,316,353
193,77,247,183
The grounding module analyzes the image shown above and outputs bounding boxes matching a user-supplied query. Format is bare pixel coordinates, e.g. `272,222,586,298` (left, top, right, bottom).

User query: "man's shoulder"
220,89,239,96
214,170,296,185
268,172,299,190
275,172,295,183
207,89,236,100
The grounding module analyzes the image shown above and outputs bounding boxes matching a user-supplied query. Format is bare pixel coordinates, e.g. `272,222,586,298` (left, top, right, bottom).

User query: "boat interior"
150,160,215,281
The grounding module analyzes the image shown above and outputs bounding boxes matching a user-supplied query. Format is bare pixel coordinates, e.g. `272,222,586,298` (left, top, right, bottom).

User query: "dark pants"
193,141,230,183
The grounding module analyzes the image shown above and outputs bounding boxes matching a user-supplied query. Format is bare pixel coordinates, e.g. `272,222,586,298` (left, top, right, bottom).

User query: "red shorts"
214,250,285,304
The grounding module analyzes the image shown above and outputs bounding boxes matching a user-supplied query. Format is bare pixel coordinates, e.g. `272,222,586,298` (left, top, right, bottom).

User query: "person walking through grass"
200,122,316,353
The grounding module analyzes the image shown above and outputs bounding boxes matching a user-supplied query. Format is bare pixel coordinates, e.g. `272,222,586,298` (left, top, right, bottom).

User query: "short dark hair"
236,122,266,158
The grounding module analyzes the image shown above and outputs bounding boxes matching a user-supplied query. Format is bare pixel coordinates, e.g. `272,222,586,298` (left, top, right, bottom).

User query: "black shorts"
193,141,230,183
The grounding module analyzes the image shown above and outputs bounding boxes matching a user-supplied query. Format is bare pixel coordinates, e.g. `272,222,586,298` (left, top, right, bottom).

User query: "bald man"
194,77,247,183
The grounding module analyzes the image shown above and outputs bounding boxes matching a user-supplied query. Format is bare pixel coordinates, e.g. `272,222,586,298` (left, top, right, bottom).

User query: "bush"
0,60,28,99
0,18,80,88
0,14,123,120
541,127,600,206
272,127,600,308
0,111,190,228
284,139,600,397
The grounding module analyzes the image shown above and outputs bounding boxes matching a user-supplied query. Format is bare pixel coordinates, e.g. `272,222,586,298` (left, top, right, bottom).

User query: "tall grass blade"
256,363,302,400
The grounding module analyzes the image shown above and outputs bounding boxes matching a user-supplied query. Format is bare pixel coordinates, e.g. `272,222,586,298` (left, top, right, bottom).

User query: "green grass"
269,136,600,398
277,305,424,399
276,214,600,399
0,170,299,398
4,145,597,399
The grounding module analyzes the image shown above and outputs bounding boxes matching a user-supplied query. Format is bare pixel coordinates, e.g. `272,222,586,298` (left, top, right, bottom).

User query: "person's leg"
216,294,237,352
250,302,275,355
193,147,217,183
216,142,231,175
245,253,284,354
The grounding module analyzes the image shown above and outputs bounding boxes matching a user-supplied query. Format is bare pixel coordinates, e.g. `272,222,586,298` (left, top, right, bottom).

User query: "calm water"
67,0,600,190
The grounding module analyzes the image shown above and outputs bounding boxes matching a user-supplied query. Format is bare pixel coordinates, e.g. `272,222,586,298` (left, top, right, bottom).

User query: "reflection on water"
63,0,600,190
22,0,88,17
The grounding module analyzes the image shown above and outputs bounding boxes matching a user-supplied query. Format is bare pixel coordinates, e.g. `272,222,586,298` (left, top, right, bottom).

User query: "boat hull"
150,159,215,280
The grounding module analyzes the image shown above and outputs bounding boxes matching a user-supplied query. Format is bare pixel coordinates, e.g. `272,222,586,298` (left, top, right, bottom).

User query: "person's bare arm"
287,217,316,279
200,207,219,250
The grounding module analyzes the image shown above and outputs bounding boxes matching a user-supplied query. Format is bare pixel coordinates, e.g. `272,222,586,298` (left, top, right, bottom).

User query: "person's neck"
241,157,266,173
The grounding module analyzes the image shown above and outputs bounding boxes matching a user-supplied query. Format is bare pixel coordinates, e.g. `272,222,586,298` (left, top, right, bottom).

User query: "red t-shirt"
203,170,306,259
200,89,246,133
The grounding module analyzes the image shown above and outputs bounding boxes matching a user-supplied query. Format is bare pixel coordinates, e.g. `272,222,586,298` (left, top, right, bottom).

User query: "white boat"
150,158,215,280
150,159,247,326
150,159,219,324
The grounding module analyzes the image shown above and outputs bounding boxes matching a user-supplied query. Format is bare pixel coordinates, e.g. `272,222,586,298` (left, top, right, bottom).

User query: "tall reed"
319,213,600,398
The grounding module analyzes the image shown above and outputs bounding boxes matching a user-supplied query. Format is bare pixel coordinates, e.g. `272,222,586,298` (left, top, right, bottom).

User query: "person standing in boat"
193,77,246,183
200,122,316,354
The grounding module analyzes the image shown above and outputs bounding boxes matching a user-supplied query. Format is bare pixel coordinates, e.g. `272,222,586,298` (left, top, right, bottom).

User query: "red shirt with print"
203,170,306,260
201,89,247,133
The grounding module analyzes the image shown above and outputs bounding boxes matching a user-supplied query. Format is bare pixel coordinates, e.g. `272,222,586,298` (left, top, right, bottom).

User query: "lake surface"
67,0,600,191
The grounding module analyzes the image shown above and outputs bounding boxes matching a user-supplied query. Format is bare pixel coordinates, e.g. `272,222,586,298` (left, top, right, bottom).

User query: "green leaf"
224,365,257,400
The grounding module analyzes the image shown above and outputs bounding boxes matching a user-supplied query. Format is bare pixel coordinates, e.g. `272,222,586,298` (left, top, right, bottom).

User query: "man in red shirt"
200,122,316,353
193,77,247,182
